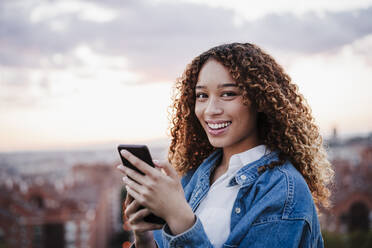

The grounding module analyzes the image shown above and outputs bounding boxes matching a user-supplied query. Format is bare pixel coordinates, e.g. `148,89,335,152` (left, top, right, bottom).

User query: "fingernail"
153,159,159,164
121,150,128,156
117,164,126,171
122,176,127,182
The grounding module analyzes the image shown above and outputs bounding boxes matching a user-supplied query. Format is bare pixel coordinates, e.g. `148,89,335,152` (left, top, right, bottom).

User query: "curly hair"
168,42,334,208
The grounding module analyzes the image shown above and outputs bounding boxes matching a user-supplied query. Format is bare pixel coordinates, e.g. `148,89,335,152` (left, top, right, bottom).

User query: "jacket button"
240,175,247,180
235,207,241,214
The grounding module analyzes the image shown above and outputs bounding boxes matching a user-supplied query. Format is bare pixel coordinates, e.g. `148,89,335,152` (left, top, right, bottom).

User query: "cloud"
1,0,372,91
1,0,372,149
245,8,372,54
286,34,372,135
161,0,372,21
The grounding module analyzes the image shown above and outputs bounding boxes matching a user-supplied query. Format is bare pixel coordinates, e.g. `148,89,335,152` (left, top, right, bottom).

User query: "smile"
207,121,232,130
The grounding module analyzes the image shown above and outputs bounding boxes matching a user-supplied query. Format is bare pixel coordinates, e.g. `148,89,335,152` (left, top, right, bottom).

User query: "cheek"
237,105,257,127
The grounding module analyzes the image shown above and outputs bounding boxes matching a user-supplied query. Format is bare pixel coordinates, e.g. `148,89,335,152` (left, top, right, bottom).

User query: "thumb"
152,160,162,171
153,160,177,178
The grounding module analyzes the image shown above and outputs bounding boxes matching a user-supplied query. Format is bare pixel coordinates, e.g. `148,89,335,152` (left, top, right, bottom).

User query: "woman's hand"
123,193,160,248
118,150,196,235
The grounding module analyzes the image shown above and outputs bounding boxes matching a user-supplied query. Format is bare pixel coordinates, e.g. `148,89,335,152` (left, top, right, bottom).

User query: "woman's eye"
222,92,237,97
196,93,208,99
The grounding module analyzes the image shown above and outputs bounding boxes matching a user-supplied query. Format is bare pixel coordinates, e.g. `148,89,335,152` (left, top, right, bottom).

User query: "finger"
120,165,148,186
131,221,164,232
138,222,164,231
154,161,178,179
127,206,149,229
126,185,144,205
129,207,151,223
128,208,163,232
153,160,166,175
120,150,157,176
129,208,163,230
116,164,127,176
125,199,142,217
123,176,145,196
124,192,133,208
153,160,162,171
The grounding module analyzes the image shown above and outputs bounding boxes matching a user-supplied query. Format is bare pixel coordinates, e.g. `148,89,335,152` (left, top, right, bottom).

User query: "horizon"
1,129,371,154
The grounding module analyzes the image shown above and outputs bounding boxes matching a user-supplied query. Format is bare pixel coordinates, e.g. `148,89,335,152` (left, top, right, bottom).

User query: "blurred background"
0,0,371,247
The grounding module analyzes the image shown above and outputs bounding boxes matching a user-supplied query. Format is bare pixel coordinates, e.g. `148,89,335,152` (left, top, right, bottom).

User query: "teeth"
207,122,231,129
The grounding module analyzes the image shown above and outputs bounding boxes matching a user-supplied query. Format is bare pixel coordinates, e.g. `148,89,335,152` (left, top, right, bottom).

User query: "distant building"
0,163,124,248
321,132,372,233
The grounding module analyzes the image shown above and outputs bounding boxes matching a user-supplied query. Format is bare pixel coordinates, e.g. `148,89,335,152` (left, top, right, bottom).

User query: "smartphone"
118,144,155,175
117,144,165,225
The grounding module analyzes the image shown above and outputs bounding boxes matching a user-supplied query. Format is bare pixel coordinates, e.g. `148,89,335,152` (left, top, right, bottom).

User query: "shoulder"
276,161,316,218
253,160,317,228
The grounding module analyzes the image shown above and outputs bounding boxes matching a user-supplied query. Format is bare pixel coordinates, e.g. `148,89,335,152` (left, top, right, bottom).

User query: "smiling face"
194,59,260,154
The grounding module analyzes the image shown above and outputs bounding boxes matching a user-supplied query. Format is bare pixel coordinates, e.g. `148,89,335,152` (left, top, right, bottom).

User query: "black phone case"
118,144,155,174
117,144,165,225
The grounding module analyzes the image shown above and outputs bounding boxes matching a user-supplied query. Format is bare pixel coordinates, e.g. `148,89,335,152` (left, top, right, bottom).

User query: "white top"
195,145,268,248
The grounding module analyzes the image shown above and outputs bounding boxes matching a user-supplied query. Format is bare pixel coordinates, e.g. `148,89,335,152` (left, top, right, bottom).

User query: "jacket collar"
196,148,223,178
196,148,280,187
228,150,279,187
189,149,279,210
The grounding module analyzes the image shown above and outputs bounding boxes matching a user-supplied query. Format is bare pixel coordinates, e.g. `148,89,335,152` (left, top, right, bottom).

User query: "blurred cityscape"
0,145,167,248
0,131,371,247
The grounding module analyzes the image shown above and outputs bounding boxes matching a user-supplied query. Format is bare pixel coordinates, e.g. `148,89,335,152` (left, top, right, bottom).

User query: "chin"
207,138,230,148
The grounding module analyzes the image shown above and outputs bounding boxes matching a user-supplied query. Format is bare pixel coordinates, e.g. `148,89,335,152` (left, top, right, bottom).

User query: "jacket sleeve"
239,219,323,248
159,215,215,248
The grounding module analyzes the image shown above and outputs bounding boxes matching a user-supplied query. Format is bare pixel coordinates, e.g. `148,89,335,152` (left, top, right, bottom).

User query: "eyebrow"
195,83,238,89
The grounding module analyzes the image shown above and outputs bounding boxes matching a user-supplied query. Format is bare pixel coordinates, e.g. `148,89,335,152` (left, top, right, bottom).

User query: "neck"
220,137,261,170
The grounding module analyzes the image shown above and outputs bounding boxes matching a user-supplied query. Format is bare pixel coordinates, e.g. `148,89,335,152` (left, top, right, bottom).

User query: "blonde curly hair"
168,43,334,208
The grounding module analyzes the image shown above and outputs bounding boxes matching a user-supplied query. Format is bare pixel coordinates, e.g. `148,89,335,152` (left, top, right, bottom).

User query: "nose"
204,96,223,116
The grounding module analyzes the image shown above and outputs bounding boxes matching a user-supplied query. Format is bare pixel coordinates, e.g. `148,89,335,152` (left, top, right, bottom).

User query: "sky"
1,0,372,152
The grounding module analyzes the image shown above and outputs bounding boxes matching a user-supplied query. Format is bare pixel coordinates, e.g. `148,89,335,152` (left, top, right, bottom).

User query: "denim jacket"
152,149,324,248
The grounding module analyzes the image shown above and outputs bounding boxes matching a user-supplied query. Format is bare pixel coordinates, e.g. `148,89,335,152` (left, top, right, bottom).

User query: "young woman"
117,43,334,248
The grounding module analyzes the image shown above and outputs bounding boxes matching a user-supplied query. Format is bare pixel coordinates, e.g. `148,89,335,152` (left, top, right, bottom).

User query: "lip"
205,121,231,136
205,120,231,124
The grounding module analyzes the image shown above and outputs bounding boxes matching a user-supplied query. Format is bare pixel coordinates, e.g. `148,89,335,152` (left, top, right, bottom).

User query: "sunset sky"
1,0,372,152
